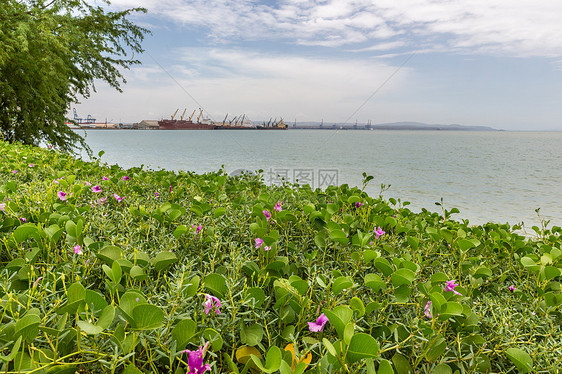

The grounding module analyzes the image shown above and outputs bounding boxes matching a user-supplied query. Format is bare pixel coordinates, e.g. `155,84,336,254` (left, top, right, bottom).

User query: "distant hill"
290,121,499,131
372,122,499,131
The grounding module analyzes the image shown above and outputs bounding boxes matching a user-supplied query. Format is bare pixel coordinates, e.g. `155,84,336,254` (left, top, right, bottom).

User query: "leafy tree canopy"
0,0,149,153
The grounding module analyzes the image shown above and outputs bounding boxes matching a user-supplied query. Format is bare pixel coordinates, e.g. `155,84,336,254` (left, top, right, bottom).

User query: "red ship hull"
158,120,215,130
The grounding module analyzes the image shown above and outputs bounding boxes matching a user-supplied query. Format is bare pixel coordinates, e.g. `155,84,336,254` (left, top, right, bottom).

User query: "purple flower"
204,294,221,315
508,285,515,292
73,244,82,255
58,191,67,201
122,176,130,181
274,201,283,212
102,176,109,181
0,203,5,212
96,197,107,205
192,224,202,236
263,210,271,222
308,313,329,332
255,238,264,249
355,202,364,208
48,144,53,149
444,280,462,296
114,193,124,203
155,192,160,198
424,301,432,318
169,185,173,193
20,217,26,223
374,227,385,239
184,345,211,374
92,185,102,193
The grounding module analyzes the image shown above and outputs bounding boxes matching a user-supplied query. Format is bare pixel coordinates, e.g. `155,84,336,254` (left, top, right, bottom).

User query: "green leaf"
349,297,365,317
343,323,355,345
204,273,228,298
173,225,188,239
458,238,476,252
122,364,144,374
57,282,86,314
203,328,223,350
213,207,227,218
438,302,464,319
245,287,266,307
130,265,148,281
323,306,352,340
392,353,412,374
505,348,533,373
96,245,122,265
377,359,394,374
346,333,379,363
131,304,164,330
374,258,393,276
0,336,22,363
97,305,115,329
172,319,197,350
364,273,385,293
391,268,416,287
77,320,103,335
14,314,41,343
12,224,40,243
241,324,263,346
251,346,282,373
152,251,178,272
332,276,353,295
425,335,447,362
430,363,453,374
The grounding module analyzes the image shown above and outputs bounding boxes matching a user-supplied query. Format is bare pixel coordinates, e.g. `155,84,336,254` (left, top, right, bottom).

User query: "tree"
0,0,149,153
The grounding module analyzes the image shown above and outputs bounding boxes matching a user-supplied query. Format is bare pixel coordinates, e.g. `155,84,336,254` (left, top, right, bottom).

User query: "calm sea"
77,130,562,228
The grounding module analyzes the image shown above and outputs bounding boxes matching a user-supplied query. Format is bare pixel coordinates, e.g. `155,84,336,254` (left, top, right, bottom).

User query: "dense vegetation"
0,140,561,373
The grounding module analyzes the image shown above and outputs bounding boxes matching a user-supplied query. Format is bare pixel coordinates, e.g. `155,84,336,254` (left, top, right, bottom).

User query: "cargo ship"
158,109,215,130
256,118,287,130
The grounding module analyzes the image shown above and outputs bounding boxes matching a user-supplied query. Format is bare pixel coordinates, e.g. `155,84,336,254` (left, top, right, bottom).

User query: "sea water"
77,129,562,228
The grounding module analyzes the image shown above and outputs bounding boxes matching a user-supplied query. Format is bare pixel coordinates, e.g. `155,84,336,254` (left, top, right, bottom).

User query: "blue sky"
75,0,562,130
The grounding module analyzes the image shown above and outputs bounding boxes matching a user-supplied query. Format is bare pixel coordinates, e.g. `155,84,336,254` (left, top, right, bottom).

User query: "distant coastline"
290,121,500,131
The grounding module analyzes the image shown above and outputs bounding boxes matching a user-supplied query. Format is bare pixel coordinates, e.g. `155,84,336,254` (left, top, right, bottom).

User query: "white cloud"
74,48,411,123
109,0,562,57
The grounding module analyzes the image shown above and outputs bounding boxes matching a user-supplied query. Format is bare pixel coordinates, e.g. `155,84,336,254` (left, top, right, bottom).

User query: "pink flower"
169,185,173,193
92,185,102,193
508,285,515,292
204,294,221,315
192,224,202,236
48,144,53,149
274,201,283,212
424,301,432,318
308,313,329,332
20,218,26,223
255,238,264,249
444,280,462,296
122,176,130,180
102,176,109,180
264,246,270,251
84,181,92,186
96,197,107,205
28,164,35,167
263,210,271,221
12,170,18,173
374,227,385,239
355,202,364,208
155,192,160,198
58,191,67,201
183,345,211,374
0,203,5,212
73,244,82,255
114,193,124,203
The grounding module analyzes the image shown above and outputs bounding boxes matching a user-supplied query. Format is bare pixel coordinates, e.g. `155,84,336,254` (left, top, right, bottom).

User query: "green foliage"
0,0,148,153
0,140,561,372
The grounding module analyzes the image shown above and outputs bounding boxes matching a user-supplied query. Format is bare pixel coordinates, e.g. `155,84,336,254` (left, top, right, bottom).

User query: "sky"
73,0,562,131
